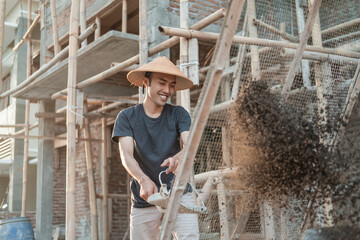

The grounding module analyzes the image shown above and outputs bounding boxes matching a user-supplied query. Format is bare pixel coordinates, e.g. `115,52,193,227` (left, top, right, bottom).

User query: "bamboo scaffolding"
322,17,360,37
0,124,26,128
101,102,108,240
66,0,80,239
13,14,40,51
0,133,102,142
91,100,137,114
80,0,87,47
253,18,298,42
2,23,96,99
83,101,99,240
295,0,311,88
179,0,191,112
157,27,360,59
280,46,358,64
122,0,127,33
281,0,323,100
247,0,260,81
0,0,5,87
95,16,101,40
21,0,33,217
97,193,130,199
159,1,245,238
138,0,147,103
50,8,226,100
50,0,60,55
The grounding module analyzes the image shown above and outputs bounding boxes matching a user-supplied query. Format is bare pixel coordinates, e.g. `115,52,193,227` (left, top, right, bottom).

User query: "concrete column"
36,100,55,240
147,0,170,57
8,17,27,212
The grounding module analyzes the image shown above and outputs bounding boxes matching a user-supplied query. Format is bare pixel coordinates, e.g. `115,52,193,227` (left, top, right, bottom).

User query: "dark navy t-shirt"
112,103,191,208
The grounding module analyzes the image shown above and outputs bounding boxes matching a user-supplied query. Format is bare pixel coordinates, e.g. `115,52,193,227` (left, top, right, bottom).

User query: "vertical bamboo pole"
122,0,127,33
139,0,148,103
95,16,101,40
66,0,80,239
281,0,322,100
101,102,108,240
83,101,99,240
263,202,276,240
295,0,311,88
0,0,6,88
180,0,190,113
50,0,60,55
80,0,87,47
159,1,245,238
247,0,260,81
21,0,32,217
217,177,230,240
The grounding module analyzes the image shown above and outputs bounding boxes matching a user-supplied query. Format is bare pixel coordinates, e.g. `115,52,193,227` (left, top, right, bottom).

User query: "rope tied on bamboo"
67,105,84,118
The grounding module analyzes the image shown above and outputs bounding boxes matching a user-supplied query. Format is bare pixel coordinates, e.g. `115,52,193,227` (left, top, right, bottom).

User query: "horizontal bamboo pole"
210,100,235,114
6,23,97,99
0,133,103,142
280,47,358,64
91,100,138,113
194,167,239,183
0,124,26,128
50,8,227,100
158,26,360,59
253,18,298,42
35,112,118,119
13,122,39,136
322,17,360,37
96,193,130,199
13,14,41,51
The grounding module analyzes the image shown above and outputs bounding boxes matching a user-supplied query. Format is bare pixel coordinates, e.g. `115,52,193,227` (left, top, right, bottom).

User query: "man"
112,56,199,240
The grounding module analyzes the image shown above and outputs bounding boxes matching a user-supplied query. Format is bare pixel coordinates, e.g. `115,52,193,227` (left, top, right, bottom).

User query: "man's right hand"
139,177,158,201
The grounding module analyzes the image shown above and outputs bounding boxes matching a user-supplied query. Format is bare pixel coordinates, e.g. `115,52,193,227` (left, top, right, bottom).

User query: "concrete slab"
14,30,139,100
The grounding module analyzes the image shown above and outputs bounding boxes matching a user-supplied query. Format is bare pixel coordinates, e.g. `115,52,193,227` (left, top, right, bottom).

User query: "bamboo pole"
295,0,311,88
122,0,127,33
13,14,40,51
138,0,147,103
217,177,230,240
0,124,26,128
159,1,245,239
83,101,99,240
66,0,80,239
21,0,33,217
2,23,97,99
0,0,5,87
97,193,130,199
253,18,298,42
80,0,87,47
101,102,108,240
247,0,260,81
158,27,360,59
281,0,323,100
50,0,60,55
50,8,226,101
179,0,190,112
95,16,100,40
0,133,103,142
321,17,360,37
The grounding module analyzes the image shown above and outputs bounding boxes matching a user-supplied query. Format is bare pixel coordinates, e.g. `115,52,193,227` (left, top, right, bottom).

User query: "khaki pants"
130,193,199,240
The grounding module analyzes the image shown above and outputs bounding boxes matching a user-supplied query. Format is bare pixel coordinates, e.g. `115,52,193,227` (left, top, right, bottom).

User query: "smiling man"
112,56,199,240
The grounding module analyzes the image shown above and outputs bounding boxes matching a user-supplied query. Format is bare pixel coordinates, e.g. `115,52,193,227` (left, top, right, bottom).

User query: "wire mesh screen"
189,0,360,239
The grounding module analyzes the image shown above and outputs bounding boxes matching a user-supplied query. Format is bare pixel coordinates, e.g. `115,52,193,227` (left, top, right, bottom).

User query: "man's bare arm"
160,131,189,174
118,136,158,201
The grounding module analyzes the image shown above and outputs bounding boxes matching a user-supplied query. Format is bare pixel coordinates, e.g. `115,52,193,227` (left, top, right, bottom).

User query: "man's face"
144,72,176,107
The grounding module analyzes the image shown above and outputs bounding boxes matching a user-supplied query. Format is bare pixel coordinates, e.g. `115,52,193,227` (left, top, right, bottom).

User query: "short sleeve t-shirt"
112,103,191,208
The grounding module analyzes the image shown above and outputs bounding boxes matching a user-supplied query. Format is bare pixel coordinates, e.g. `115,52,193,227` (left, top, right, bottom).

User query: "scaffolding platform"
14,30,139,100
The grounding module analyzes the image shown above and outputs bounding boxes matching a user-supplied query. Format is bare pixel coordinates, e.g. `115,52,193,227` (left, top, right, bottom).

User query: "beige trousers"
130,193,200,240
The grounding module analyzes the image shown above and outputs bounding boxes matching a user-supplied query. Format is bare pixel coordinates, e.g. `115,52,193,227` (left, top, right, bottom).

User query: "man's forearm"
121,154,150,184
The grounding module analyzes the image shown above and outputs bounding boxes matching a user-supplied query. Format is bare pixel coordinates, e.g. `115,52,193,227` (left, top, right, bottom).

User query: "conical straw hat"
127,56,193,91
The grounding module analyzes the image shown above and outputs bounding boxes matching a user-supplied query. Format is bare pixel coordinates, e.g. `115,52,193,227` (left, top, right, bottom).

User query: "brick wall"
0,211,36,233
168,0,227,25
53,147,66,226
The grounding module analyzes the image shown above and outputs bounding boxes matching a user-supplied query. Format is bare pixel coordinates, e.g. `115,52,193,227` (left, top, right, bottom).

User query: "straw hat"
127,56,193,91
